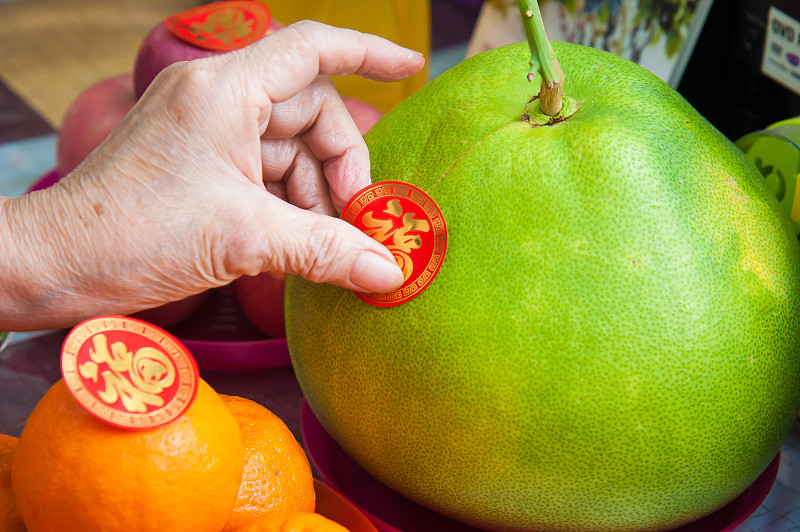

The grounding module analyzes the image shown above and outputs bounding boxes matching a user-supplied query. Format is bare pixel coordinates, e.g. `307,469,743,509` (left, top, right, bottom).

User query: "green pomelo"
286,41,800,531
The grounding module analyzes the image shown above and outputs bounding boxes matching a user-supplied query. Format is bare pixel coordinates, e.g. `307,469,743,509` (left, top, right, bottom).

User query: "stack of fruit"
0,316,352,532
48,0,383,336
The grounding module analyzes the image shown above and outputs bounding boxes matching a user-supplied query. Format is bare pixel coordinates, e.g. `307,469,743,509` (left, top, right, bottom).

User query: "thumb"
260,196,405,293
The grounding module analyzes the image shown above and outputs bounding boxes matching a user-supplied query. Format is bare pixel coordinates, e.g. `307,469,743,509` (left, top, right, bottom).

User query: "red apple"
341,96,383,134
134,18,284,100
233,273,285,338
131,292,209,330
56,73,136,177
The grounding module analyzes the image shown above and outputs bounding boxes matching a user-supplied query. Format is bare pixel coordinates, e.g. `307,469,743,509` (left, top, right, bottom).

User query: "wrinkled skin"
0,22,421,331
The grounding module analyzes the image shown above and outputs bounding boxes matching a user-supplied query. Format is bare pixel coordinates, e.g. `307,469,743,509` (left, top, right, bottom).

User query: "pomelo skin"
286,41,800,532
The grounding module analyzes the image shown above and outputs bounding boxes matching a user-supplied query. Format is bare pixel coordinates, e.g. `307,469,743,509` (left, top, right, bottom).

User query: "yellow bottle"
261,0,430,112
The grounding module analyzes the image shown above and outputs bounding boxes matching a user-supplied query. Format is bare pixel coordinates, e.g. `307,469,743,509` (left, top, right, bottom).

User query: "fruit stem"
516,0,564,116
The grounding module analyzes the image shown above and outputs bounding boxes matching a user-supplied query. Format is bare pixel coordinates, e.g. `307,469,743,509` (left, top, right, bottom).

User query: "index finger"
227,20,425,105
219,21,424,210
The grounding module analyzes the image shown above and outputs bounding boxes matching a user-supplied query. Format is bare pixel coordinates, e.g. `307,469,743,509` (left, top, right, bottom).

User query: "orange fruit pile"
2,380,345,531
11,379,244,532
0,434,25,532
238,511,350,532
220,394,315,531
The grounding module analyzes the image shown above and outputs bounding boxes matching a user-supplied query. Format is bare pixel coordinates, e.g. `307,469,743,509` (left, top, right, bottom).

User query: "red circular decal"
60,316,199,430
163,0,271,52
341,181,448,307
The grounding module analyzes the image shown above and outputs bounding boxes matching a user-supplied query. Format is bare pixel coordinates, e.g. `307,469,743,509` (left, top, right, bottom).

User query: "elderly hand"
0,22,424,330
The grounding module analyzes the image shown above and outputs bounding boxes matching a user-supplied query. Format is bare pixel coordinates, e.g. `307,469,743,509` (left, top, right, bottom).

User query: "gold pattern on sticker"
361,200,431,281
80,334,176,414
184,9,253,44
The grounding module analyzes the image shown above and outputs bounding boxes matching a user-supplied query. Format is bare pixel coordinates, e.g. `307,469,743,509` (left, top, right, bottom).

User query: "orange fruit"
238,511,349,532
11,378,244,532
0,434,25,532
220,394,315,531
280,512,351,532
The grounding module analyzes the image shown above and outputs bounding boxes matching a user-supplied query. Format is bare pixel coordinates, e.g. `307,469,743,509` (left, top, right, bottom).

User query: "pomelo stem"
516,0,564,116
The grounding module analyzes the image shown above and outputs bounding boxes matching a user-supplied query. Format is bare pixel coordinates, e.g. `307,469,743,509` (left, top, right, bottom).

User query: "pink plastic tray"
301,401,779,532
25,168,60,193
168,284,290,370
315,479,379,532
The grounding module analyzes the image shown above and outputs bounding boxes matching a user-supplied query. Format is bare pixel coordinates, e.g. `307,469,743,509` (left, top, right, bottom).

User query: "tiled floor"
0,134,55,196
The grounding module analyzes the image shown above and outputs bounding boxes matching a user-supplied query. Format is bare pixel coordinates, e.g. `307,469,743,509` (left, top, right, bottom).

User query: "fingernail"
350,251,404,293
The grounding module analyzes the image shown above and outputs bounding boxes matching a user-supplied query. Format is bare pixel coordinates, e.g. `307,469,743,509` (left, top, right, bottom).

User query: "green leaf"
599,4,609,23
631,9,646,26
665,29,683,57
561,0,578,15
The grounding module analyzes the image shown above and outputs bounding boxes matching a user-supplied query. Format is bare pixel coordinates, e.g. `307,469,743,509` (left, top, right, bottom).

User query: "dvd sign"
772,16,796,43
762,7,800,96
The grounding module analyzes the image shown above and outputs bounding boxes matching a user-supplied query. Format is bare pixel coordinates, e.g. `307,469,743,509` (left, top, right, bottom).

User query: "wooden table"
0,0,198,130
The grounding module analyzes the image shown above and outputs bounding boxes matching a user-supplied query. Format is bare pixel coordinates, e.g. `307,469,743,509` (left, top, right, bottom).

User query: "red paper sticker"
163,0,271,52
60,316,199,430
341,181,448,307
